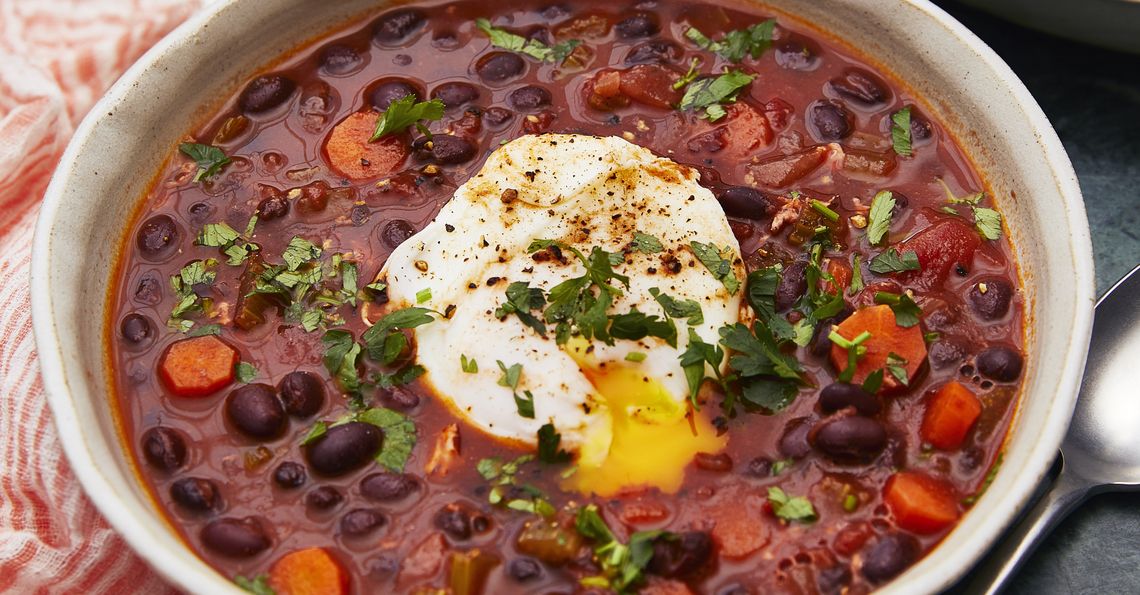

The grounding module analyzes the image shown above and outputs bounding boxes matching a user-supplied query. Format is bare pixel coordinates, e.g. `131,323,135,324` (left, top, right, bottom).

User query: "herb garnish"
537,422,572,463
631,231,663,254
649,287,704,326
233,574,275,595
478,455,554,515
768,486,817,522
890,106,912,157
476,18,582,63
369,95,445,141
167,259,217,332
873,291,922,328
179,142,231,183
938,181,1003,240
866,190,895,245
690,240,740,294
527,239,629,345
678,328,727,410
676,70,754,121
608,308,677,347
235,362,258,384
497,360,535,419
684,20,777,62
719,322,803,413
829,328,871,383
460,354,478,374
885,352,910,386
575,504,671,592
848,254,865,295
495,281,548,336
868,248,921,274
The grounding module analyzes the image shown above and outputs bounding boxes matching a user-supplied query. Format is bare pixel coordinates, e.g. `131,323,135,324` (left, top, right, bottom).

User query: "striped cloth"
0,0,201,592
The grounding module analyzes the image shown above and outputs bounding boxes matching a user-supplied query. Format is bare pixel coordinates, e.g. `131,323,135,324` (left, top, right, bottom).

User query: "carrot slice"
883,471,960,534
158,335,238,397
323,111,409,181
268,547,349,595
921,381,983,450
828,304,926,391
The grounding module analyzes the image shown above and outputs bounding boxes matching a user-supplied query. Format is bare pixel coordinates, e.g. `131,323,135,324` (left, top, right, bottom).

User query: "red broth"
108,1,1024,593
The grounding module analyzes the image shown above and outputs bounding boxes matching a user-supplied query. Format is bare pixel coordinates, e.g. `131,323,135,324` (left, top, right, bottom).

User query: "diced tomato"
921,381,983,450
841,147,897,177
899,217,981,289
828,304,926,391
268,547,350,595
641,578,696,595
709,493,769,559
323,111,409,180
618,64,682,109
620,497,671,526
832,521,874,557
822,258,852,295
594,69,622,97
746,145,828,188
158,335,239,397
399,533,448,584
763,98,794,131
883,472,960,534
687,102,774,157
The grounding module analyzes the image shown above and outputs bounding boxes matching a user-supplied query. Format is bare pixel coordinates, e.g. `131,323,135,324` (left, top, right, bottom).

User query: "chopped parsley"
866,190,896,246
719,322,802,413
373,364,425,389
676,70,754,121
234,362,258,384
527,239,629,345
537,422,572,463
495,360,534,418
514,390,536,419
862,369,885,394
673,57,702,90
361,307,435,365
321,329,363,395
885,352,910,386
767,486,817,523
233,574,275,595
649,287,704,326
343,407,418,472
690,240,740,294
460,354,478,374
575,504,670,592
678,328,727,410
369,95,445,141
684,20,777,62
186,323,221,337
868,248,920,274
478,454,551,513
631,231,663,254
282,237,322,270
495,281,548,336
938,181,1003,240
168,259,217,332
179,142,231,183
476,18,582,63
196,222,240,247
298,421,327,446
891,106,913,157
874,291,922,328
608,308,677,347
848,254,865,295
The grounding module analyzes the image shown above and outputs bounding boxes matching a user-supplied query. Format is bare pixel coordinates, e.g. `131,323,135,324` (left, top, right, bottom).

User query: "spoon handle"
965,455,1089,594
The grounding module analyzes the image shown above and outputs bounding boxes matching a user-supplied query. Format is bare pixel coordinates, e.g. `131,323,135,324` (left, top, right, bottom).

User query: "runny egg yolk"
562,338,727,497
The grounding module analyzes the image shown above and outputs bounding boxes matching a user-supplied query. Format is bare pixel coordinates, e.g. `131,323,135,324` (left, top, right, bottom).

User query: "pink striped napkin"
0,0,200,591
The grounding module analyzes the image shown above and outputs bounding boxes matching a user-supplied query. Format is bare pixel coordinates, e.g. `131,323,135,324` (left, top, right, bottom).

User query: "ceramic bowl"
30,0,1096,593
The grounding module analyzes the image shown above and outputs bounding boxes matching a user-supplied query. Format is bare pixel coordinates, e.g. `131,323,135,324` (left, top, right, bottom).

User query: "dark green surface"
932,2,1140,592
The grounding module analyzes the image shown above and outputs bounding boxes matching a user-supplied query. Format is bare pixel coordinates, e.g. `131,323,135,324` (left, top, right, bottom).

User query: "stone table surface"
931,2,1140,593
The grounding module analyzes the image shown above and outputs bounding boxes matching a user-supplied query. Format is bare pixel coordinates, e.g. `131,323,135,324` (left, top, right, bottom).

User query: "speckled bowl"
30,0,1095,593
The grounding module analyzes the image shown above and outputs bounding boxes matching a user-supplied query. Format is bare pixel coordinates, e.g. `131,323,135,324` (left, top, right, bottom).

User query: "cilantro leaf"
234,574,276,595
767,486,817,522
631,231,663,253
868,248,920,274
677,70,754,121
690,241,740,294
476,18,581,63
461,354,478,373
374,364,425,388
866,190,895,246
609,308,678,347
886,352,910,386
649,287,704,326
497,360,522,391
679,328,726,410
862,369,885,394
673,57,702,90
179,142,231,183
235,362,257,384
684,20,777,62
514,390,536,419
299,421,327,446
197,222,240,247
355,407,417,472
321,330,362,394
974,207,1002,240
848,254,865,295
495,281,548,336
282,237,321,271
537,423,571,463
370,95,445,141
874,291,922,328
361,307,435,364
891,106,912,157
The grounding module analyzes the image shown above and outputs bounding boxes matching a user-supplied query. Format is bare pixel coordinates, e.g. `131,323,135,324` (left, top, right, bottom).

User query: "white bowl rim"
29,0,1096,593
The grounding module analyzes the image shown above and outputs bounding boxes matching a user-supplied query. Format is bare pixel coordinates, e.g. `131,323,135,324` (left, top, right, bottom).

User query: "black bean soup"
109,0,1025,593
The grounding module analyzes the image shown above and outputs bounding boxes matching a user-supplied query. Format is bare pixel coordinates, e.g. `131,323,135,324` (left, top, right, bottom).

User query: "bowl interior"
31,0,1095,593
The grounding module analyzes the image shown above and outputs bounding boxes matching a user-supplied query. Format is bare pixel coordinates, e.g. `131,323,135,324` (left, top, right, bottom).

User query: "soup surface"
108,1,1026,593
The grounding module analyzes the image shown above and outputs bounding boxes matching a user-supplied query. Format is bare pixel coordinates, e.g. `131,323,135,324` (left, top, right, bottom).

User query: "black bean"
911,113,934,142
226,383,286,440
616,14,659,38
434,504,473,540
483,107,514,128
273,461,307,489
928,339,967,370
716,186,777,220
819,382,881,415
135,215,179,260
373,8,426,45
305,422,381,476
433,34,461,50
379,387,421,410
509,85,552,110
508,557,543,582
818,564,853,592
369,79,422,110
360,472,420,501
890,191,910,212
778,417,813,459
239,75,296,114
350,204,370,226
340,508,387,537
306,486,344,510
188,201,214,223
256,194,289,221
775,37,820,71
776,261,808,312
744,456,772,477
809,101,852,141
861,533,919,583
810,308,854,357
431,82,480,110
277,371,325,418
200,517,270,558
976,346,1023,382
968,279,1013,320
476,52,526,84
693,452,733,472
648,531,713,577
413,134,476,165
540,5,570,20
170,477,219,512
119,313,154,346
141,427,187,471
829,69,890,107
810,415,888,463
134,275,162,305
624,40,682,65
381,219,417,249
320,44,363,75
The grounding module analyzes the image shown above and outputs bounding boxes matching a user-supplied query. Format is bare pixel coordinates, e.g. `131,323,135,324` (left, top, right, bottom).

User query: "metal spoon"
965,263,1140,593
